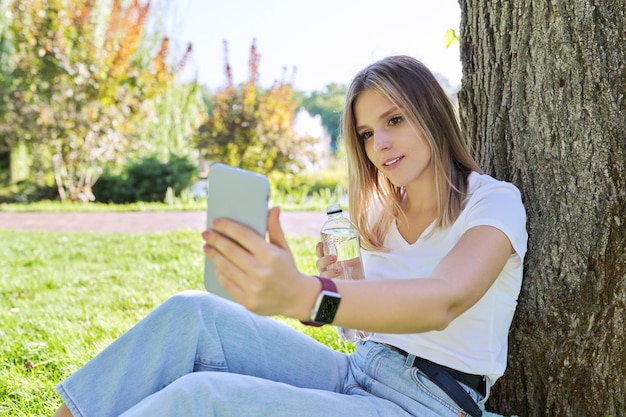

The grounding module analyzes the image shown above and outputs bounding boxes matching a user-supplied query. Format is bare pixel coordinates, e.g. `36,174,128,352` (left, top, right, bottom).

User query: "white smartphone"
203,163,270,300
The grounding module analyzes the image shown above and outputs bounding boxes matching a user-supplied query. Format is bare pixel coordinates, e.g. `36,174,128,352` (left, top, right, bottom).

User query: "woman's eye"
359,131,373,140
389,116,403,126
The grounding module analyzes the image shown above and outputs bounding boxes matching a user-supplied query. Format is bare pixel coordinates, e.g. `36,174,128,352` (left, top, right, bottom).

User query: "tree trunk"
0,149,9,185
458,1,626,416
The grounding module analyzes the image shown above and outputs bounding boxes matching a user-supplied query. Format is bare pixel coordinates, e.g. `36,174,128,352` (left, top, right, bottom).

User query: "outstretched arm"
330,225,513,333
203,209,512,333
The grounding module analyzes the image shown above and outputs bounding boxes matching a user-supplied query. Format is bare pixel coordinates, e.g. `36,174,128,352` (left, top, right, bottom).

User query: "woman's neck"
397,193,439,244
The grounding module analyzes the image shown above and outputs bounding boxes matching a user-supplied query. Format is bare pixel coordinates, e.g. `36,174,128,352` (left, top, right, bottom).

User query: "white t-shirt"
363,172,528,385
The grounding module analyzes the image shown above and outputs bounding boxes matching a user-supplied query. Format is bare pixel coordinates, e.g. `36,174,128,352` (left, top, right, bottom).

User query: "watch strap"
300,276,338,327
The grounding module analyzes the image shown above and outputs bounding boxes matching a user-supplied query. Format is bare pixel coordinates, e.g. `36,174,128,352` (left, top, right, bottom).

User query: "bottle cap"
326,204,342,215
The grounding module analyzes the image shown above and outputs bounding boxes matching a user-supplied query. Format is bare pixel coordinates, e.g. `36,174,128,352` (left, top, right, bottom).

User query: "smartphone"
203,163,270,300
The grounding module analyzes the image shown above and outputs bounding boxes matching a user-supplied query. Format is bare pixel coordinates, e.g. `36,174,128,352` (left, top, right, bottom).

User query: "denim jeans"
57,291,486,417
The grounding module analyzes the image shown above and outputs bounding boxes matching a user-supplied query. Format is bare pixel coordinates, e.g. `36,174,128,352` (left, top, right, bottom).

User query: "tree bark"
458,1,626,416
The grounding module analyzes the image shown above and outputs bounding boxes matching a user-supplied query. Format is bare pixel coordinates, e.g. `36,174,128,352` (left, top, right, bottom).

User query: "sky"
173,0,462,93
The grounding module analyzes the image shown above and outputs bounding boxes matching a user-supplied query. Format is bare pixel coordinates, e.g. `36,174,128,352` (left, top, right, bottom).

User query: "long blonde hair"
342,56,482,251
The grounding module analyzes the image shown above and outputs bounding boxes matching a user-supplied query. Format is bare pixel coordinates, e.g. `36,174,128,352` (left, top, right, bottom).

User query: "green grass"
0,200,208,212
0,230,353,416
0,198,330,213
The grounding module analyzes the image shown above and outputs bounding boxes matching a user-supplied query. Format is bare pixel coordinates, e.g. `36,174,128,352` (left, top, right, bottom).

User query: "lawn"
0,229,353,416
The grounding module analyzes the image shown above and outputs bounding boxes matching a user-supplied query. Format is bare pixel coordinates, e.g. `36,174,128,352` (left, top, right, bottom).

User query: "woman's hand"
202,206,318,319
315,241,343,278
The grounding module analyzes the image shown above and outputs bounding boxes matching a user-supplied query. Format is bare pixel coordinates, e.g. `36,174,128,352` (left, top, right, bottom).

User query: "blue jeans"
57,291,486,416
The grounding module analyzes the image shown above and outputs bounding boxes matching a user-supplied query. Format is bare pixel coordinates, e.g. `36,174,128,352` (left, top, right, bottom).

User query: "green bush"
0,178,58,203
91,171,133,204
269,168,346,209
271,170,344,194
93,154,198,203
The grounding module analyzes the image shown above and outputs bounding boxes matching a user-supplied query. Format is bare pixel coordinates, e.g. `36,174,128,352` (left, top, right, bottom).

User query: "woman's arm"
202,207,512,333
330,225,513,333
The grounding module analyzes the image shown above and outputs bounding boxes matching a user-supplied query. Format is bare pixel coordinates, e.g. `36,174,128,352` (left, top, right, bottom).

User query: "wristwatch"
301,276,341,327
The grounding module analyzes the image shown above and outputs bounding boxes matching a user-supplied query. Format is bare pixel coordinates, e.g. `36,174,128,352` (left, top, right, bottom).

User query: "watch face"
314,292,341,324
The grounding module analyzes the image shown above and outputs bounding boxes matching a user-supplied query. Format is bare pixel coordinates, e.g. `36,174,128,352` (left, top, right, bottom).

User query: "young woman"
53,55,527,417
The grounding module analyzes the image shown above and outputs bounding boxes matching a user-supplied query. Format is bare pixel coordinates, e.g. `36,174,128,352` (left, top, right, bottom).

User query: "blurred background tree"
0,0,406,205
298,83,345,153
0,0,199,202
197,39,316,175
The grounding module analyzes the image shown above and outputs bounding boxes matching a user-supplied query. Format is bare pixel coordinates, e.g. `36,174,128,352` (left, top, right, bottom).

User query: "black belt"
384,344,485,417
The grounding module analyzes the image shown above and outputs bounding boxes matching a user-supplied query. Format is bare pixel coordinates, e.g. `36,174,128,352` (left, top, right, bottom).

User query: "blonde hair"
341,56,482,251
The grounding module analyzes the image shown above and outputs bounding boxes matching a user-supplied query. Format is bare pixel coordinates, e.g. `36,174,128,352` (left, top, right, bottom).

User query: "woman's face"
353,89,433,189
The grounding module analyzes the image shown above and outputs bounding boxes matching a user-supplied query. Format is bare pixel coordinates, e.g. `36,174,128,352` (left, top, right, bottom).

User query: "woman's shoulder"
463,171,527,233
466,172,524,206
468,171,522,194
463,172,528,256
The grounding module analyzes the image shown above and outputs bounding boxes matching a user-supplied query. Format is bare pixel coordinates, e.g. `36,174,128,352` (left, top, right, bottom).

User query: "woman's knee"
166,290,209,305
155,290,215,321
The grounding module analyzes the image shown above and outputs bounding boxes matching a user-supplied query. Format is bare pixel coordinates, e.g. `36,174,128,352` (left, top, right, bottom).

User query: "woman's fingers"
315,241,343,276
202,231,251,297
316,257,342,277
201,208,306,315
267,206,291,253
315,241,324,258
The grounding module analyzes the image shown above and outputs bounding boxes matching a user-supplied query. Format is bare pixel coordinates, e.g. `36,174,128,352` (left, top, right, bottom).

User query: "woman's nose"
373,130,391,150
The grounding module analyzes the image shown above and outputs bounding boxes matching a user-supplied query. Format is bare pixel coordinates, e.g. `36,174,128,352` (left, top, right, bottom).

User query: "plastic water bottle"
320,204,372,343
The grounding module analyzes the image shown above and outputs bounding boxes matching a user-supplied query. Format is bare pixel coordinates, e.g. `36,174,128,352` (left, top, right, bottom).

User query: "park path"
0,210,326,237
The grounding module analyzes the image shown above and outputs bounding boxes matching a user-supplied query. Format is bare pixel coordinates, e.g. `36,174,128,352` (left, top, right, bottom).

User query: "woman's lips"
382,156,404,167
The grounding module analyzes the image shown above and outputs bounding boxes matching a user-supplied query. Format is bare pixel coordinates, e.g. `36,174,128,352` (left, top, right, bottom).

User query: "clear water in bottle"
320,228,365,281
320,204,372,343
